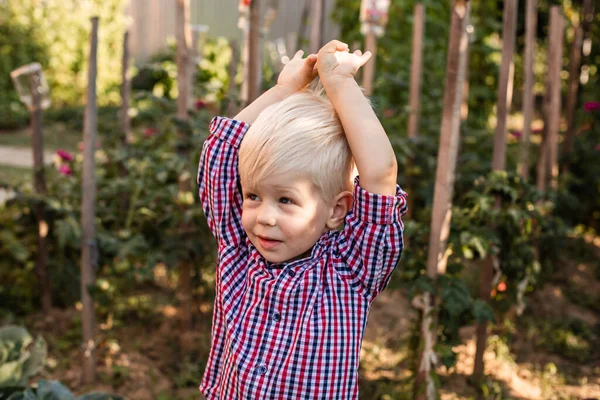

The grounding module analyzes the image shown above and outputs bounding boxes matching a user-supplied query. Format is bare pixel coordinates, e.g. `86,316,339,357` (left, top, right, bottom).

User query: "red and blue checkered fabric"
197,116,408,399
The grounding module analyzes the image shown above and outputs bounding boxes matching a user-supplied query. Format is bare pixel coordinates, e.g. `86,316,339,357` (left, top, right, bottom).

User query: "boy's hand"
317,40,372,88
276,50,318,95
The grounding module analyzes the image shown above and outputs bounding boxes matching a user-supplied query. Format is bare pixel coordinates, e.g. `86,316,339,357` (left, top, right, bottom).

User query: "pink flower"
58,164,72,176
584,101,600,112
57,149,74,162
510,130,522,138
144,127,158,137
194,99,207,110
595,144,600,151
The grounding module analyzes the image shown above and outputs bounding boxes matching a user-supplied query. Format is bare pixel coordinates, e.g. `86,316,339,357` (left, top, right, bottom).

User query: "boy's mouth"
256,235,282,250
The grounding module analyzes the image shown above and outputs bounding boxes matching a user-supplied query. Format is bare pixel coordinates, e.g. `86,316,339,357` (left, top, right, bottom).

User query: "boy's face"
241,173,332,264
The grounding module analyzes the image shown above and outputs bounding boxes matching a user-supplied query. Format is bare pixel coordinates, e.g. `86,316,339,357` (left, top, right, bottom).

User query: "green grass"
0,165,32,187
0,122,81,152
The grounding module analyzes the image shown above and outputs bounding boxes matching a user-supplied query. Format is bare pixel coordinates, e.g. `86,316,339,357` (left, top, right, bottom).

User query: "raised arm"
317,41,397,196
234,50,318,124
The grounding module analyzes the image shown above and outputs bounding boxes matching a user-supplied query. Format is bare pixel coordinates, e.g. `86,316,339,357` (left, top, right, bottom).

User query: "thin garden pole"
120,30,131,144
30,69,51,314
297,0,311,52
407,2,425,139
247,0,261,103
362,29,377,96
414,2,470,399
473,0,518,386
227,39,240,116
309,0,325,54
520,0,537,180
176,0,192,119
81,15,99,385
175,0,194,330
546,6,564,189
405,2,425,221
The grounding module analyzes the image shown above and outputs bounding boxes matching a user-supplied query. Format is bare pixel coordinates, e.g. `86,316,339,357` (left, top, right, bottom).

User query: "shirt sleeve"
197,116,249,246
333,176,408,301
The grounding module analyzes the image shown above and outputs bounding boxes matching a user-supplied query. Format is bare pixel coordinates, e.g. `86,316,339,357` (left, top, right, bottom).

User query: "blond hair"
239,83,355,202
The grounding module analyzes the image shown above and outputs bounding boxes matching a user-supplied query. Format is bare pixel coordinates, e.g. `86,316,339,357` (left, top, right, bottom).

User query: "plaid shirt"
197,116,407,399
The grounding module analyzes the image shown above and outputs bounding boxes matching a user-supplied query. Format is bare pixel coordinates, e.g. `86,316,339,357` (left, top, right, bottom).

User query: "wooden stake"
362,29,377,96
309,0,325,54
415,2,470,399
407,3,425,139
175,0,194,330
81,16,99,385
405,2,425,221
297,0,311,52
473,0,518,387
176,0,192,119
546,6,564,189
520,0,537,180
563,0,590,166
227,39,240,117
30,70,51,314
120,31,131,144
246,0,261,104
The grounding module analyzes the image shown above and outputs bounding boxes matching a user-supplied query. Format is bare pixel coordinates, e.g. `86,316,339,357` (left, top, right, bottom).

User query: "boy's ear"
326,191,353,230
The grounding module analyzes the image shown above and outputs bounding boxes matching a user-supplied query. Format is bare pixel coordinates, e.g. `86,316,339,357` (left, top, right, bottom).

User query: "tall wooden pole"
81,16,99,385
245,0,261,104
309,0,325,54
490,0,518,172
563,0,590,166
30,70,51,314
297,0,311,52
405,3,425,221
546,6,564,189
120,31,131,144
520,0,537,180
176,0,192,119
227,39,240,116
175,0,194,330
362,30,377,96
407,3,425,139
415,2,470,399
473,0,518,386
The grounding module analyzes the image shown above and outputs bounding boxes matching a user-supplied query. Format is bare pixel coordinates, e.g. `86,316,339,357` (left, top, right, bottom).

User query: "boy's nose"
256,205,277,226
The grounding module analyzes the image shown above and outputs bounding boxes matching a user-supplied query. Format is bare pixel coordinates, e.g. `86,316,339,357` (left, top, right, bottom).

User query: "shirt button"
257,364,267,375
287,269,296,277
272,312,281,322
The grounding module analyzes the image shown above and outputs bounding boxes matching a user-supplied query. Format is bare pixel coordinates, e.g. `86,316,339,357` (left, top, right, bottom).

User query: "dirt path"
0,145,54,167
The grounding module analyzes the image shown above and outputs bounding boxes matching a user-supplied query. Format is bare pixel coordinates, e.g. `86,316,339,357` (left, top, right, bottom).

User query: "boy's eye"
279,197,294,205
246,193,259,201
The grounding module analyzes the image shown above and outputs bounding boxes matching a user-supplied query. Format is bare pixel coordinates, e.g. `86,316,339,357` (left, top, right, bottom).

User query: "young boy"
197,40,407,399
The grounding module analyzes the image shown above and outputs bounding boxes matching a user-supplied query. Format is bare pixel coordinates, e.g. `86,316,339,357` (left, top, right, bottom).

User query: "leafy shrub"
0,326,46,387
0,3,49,129
4,380,123,400
0,96,215,315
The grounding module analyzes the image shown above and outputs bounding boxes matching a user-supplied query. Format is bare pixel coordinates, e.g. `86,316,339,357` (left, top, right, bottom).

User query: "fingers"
320,40,348,55
293,50,304,60
359,51,372,66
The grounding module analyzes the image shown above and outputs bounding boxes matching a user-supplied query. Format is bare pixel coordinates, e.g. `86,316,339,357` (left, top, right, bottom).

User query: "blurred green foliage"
0,96,215,315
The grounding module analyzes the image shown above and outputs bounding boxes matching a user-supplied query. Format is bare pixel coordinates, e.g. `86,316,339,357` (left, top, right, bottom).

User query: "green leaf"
472,300,495,323
37,380,76,400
